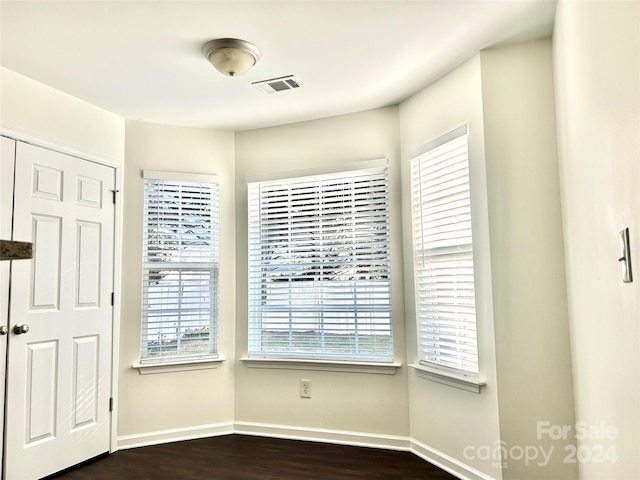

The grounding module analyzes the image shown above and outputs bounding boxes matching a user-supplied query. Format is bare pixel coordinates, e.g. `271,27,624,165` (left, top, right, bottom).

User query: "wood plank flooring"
49,434,457,480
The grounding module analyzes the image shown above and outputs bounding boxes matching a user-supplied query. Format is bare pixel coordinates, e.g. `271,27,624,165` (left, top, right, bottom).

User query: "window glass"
248,166,393,362
141,173,219,363
410,127,479,375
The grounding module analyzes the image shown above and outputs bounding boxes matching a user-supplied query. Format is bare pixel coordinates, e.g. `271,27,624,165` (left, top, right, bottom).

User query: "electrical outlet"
300,379,311,398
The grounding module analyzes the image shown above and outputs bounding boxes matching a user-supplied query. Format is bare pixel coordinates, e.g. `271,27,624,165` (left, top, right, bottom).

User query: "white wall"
117,120,236,441
234,107,411,443
480,40,577,480
400,55,503,479
0,67,124,162
554,1,640,478
400,41,577,480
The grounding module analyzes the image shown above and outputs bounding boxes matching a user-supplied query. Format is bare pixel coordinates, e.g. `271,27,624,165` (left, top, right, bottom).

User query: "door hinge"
112,190,117,204
111,292,115,305
109,397,114,412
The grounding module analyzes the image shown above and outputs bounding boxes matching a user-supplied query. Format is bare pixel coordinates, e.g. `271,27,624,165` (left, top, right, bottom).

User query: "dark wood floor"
49,434,457,480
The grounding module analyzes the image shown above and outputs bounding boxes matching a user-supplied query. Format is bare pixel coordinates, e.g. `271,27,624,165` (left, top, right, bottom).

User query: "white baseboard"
117,422,234,450
117,421,496,480
410,438,496,480
234,421,410,451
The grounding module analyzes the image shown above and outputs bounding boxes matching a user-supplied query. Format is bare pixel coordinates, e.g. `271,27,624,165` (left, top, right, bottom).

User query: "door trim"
1,125,123,455
0,126,121,167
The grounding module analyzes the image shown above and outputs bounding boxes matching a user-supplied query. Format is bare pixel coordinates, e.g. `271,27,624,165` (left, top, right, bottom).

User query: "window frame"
139,170,220,366
247,162,394,364
409,126,484,388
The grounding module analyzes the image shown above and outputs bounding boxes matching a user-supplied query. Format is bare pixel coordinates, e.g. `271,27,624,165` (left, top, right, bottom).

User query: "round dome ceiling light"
202,38,262,77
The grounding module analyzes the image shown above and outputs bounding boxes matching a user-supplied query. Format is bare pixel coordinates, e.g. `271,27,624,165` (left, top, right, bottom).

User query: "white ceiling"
0,1,556,131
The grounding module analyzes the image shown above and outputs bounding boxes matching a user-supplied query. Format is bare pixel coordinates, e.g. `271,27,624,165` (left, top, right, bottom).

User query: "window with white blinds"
141,171,219,363
410,126,479,375
248,165,393,362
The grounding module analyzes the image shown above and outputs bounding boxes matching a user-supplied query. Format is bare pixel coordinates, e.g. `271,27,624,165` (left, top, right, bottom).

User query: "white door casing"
4,142,115,480
0,136,17,478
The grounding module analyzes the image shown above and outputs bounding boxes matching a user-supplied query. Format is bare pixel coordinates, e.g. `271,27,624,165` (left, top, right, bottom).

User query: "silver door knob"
13,324,29,335
0,325,8,335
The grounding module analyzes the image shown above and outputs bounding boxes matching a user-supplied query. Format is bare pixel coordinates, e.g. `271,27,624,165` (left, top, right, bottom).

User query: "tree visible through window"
141,171,219,363
248,165,393,362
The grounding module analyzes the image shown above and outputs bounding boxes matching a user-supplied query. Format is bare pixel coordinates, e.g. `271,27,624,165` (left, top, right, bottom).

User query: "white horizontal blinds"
248,166,393,362
141,173,219,363
411,128,479,374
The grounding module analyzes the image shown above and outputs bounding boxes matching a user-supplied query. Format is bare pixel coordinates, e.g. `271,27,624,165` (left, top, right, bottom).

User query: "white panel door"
4,142,115,480
0,136,17,479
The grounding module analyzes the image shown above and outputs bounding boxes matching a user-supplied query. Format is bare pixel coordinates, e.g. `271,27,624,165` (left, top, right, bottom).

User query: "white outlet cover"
300,379,311,398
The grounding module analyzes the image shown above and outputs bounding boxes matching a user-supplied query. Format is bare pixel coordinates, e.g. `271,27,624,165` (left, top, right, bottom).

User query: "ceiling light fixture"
202,38,261,77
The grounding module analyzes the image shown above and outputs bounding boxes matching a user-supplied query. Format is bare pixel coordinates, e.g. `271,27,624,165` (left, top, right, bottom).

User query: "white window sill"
240,357,401,375
409,363,485,393
133,357,225,375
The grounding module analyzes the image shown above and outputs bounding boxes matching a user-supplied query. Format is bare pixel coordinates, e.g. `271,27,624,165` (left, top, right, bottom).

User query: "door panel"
25,340,59,444
72,335,100,429
31,214,62,310
32,163,63,201
5,142,115,480
76,221,102,307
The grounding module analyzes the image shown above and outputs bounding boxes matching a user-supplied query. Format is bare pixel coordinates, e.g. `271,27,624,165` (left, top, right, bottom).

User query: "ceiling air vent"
252,75,301,94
